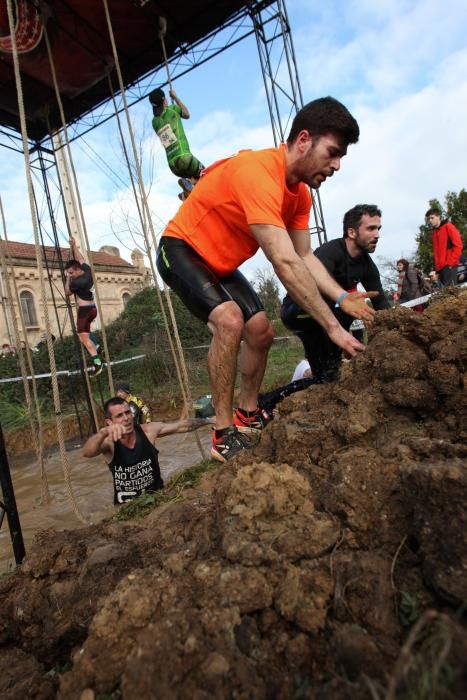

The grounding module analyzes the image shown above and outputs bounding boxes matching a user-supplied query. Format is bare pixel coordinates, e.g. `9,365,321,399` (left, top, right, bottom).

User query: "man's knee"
78,331,88,342
244,313,275,349
208,302,245,338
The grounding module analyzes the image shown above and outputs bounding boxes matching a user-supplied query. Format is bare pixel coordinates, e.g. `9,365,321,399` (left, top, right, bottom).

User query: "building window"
122,292,131,308
20,290,38,327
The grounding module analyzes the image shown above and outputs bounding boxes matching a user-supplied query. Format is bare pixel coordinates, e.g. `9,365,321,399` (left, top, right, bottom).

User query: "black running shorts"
156,236,264,323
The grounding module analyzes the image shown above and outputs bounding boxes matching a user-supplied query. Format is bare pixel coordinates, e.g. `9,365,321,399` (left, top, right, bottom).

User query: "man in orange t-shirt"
157,97,378,462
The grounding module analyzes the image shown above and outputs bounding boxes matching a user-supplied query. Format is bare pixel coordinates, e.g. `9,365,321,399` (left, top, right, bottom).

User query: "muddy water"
0,427,213,574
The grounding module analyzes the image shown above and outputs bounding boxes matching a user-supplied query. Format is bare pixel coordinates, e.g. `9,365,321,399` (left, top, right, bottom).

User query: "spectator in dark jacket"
426,208,463,286
396,259,422,302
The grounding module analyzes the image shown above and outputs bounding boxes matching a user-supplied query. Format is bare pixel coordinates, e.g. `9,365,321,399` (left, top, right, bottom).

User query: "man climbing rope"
64,237,103,377
149,87,204,200
156,97,378,462
82,396,212,505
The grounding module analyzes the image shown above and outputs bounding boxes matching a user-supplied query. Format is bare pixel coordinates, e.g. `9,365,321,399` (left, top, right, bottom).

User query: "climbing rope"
102,0,206,460
0,196,50,503
158,17,174,96
42,24,114,395
6,0,87,524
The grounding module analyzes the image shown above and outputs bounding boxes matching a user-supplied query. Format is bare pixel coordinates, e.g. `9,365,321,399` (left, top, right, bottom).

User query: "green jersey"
152,104,190,165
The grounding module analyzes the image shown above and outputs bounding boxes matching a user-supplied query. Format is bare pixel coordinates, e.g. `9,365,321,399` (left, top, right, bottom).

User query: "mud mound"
1,291,466,699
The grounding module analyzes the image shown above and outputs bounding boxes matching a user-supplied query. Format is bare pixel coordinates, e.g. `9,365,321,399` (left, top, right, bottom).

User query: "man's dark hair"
287,96,359,146
343,204,382,238
104,396,127,419
149,87,165,117
425,207,441,218
64,259,82,271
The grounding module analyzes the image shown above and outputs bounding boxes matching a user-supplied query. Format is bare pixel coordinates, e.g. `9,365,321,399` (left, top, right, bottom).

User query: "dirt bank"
1,290,466,699
5,414,81,457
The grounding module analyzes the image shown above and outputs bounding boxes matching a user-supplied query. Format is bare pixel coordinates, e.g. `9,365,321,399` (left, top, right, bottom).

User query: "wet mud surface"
0,290,466,699
0,430,212,573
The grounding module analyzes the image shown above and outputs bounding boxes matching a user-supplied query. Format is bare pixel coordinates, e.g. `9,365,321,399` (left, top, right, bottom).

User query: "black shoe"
211,428,253,462
177,177,194,192
234,406,273,433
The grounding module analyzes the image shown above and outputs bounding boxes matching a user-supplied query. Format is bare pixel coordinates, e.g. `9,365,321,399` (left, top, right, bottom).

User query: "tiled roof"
0,240,134,268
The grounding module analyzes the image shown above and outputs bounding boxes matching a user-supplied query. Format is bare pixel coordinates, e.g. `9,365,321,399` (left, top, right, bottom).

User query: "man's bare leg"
238,311,275,412
78,331,98,357
207,301,244,430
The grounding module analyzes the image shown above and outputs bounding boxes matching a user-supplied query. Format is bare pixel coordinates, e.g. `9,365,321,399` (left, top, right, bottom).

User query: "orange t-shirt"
163,145,312,277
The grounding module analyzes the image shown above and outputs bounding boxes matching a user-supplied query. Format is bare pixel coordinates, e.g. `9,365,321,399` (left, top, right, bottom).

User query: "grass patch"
399,590,422,628
261,335,302,390
111,458,219,522
386,611,460,700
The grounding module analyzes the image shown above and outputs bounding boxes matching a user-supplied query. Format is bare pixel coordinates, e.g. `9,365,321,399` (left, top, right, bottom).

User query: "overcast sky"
1,0,466,284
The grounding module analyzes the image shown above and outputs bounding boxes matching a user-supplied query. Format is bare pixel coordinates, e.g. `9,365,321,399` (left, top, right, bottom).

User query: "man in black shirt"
281,204,389,381
65,236,103,377
83,397,212,505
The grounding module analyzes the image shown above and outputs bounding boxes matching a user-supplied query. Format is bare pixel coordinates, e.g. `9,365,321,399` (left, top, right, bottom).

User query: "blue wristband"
335,291,349,308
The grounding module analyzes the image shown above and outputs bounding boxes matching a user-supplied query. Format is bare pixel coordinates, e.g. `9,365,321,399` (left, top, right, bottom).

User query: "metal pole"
250,0,327,242
0,420,25,565
0,268,14,345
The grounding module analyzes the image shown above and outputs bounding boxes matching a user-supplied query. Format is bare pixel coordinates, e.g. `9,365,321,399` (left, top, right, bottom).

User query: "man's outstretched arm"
82,426,117,458
251,224,363,357
69,236,85,265
288,228,377,323
145,416,212,441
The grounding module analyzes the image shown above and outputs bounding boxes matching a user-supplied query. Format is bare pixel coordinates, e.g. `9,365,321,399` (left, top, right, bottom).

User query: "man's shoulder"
438,220,457,232
315,237,345,258
140,421,161,440
232,146,282,169
167,104,182,118
226,146,285,190
445,221,462,234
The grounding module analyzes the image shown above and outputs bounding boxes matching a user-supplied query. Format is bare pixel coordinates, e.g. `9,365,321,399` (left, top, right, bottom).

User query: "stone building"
0,240,150,347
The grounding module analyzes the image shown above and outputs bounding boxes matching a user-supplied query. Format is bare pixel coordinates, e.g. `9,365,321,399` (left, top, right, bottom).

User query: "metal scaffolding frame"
2,0,327,236
250,0,327,244
8,0,326,245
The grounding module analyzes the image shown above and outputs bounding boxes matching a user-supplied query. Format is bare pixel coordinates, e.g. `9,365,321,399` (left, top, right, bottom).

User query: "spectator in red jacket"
426,208,463,286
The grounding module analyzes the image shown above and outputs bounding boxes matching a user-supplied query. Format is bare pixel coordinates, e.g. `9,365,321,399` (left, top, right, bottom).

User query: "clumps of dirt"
0,290,466,699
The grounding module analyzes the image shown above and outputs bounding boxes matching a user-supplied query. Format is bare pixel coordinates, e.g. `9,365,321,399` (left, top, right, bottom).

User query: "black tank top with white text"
107,425,163,505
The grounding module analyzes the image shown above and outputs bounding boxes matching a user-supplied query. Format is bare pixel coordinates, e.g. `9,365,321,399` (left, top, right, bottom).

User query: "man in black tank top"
82,397,212,505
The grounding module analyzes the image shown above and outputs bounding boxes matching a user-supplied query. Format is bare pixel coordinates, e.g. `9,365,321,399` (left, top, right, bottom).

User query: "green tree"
254,268,281,318
104,286,210,356
415,190,467,272
445,189,467,239
415,197,442,272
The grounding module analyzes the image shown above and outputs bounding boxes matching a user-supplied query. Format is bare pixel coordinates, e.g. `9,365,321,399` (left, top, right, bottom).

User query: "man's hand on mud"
340,291,378,324
327,325,365,358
